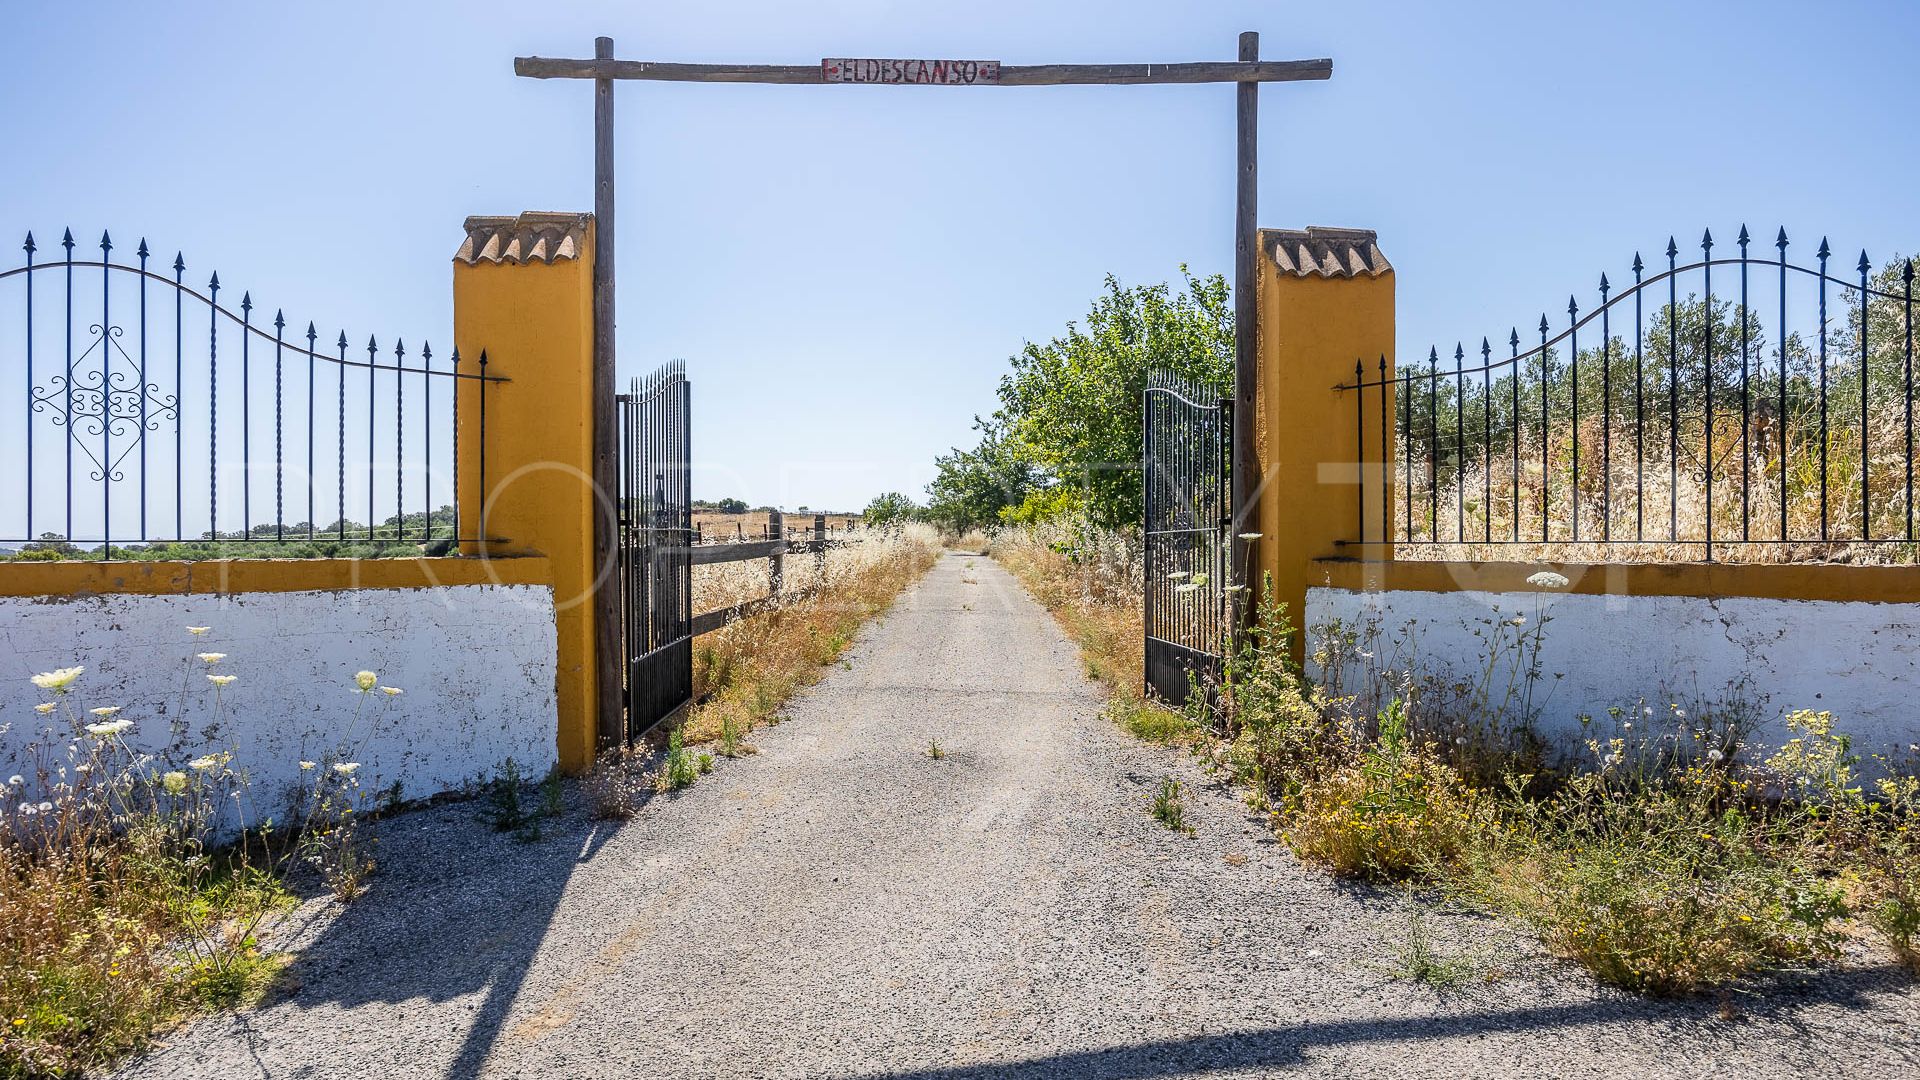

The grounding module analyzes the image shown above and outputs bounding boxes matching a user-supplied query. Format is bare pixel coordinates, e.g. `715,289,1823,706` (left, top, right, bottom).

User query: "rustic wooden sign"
821,58,1001,85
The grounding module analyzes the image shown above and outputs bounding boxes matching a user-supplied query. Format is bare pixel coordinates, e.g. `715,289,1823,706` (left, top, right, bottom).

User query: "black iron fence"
1340,226,1917,562
1,228,505,559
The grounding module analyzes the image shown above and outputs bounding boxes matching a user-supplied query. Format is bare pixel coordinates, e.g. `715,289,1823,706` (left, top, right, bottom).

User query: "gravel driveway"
121,553,1920,1079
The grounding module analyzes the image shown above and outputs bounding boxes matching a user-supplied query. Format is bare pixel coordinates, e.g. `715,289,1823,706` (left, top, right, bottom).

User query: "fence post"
452,211,601,772
813,513,827,580
1254,227,1395,664
768,509,785,596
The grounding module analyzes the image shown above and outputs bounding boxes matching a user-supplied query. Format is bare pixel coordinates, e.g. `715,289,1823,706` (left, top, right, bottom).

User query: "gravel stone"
118,553,1920,1078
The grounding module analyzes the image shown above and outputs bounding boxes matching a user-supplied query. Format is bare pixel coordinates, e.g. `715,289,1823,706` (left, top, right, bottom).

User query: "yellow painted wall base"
0,557,552,598
1313,557,1920,605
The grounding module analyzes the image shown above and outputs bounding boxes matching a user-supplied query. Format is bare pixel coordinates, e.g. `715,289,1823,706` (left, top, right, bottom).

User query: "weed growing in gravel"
1384,903,1478,991
581,748,650,820
484,758,544,843
716,715,755,758
697,753,715,776
1150,777,1193,834
658,731,699,793
928,738,945,760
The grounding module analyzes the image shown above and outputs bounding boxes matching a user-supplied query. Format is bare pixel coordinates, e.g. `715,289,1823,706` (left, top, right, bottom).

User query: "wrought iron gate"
618,361,693,740
1142,370,1231,706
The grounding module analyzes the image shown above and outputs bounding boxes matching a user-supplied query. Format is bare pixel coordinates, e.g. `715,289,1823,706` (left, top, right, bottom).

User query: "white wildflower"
88,706,122,718
380,686,403,697
197,652,226,664
85,718,133,737
161,771,189,795
1190,573,1209,587
1707,748,1725,763
19,803,36,817
188,753,227,772
6,776,21,788
354,670,379,692
1173,583,1202,594
299,761,316,771
332,762,361,776
1526,571,1570,590
34,703,56,715
36,802,51,813
207,674,237,687
1166,571,1191,580
30,666,83,693
186,626,211,635
1236,532,1263,541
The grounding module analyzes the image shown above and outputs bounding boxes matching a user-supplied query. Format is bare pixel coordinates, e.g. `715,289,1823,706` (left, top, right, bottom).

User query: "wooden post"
768,509,785,595
814,512,827,579
1230,29,1259,635
590,36,622,750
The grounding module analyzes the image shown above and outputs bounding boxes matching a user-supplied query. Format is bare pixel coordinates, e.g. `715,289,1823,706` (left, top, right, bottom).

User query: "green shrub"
1468,764,1848,995
1283,701,1493,880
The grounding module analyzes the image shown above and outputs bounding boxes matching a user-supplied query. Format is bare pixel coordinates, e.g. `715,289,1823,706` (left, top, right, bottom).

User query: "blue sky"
4,0,1917,514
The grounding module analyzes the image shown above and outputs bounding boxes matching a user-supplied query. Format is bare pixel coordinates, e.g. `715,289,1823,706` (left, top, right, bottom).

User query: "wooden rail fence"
687,511,869,637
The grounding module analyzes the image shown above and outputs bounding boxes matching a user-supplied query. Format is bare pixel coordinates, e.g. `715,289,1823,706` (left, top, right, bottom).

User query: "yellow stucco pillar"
453,212,599,771
1253,227,1395,661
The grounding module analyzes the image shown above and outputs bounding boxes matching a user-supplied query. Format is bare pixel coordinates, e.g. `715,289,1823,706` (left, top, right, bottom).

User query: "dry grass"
678,524,942,749
1399,416,1920,564
944,529,992,555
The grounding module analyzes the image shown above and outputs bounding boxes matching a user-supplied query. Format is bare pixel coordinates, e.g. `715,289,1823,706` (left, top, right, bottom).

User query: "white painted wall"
1306,585,1920,761
0,585,558,813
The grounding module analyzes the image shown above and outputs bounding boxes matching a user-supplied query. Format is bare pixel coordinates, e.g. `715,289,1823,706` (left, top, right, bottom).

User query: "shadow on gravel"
858,964,1916,1080
264,806,620,1080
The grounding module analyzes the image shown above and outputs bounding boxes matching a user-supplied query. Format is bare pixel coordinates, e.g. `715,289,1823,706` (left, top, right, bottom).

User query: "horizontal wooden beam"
513,56,1332,86
690,595,776,638
689,539,783,566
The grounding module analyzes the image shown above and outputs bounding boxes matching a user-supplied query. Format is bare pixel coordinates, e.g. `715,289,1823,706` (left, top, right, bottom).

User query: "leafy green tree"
715,497,748,514
987,268,1232,530
862,491,920,526
924,420,1045,531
